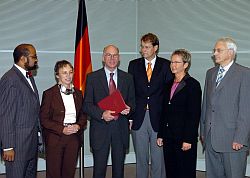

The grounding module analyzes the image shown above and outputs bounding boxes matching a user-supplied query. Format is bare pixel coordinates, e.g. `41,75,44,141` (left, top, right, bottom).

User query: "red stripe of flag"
74,0,92,95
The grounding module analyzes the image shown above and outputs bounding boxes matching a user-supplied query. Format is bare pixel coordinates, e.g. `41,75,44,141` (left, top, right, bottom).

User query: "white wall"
0,0,250,175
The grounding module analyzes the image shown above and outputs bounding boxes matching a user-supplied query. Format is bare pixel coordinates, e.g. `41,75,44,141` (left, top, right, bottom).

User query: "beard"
24,60,38,71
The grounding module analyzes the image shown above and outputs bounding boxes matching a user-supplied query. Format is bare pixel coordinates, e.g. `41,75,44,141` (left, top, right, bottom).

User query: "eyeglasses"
27,55,38,59
104,53,119,59
171,61,184,64
140,45,154,50
212,48,229,54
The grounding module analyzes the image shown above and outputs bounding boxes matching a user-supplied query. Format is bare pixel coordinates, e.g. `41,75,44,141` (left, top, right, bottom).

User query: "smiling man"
83,44,135,178
128,33,173,178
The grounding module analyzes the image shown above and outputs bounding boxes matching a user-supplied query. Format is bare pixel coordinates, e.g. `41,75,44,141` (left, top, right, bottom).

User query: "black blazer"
128,56,173,132
158,74,202,144
83,68,136,150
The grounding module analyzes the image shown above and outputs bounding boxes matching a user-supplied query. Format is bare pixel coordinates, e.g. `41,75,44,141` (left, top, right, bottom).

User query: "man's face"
140,41,158,61
102,46,120,71
24,46,38,71
213,41,233,66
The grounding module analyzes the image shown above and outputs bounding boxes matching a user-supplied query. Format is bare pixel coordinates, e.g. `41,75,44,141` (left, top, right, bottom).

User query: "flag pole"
74,0,92,177
79,138,84,178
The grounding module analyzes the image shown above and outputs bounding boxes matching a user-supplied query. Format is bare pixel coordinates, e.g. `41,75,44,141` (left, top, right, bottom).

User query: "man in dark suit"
128,33,173,178
0,44,40,178
83,44,136,178
200,37,250,178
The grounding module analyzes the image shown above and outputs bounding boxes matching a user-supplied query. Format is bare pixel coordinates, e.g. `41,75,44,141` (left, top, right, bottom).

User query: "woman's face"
57,64,74,88
170,54,188,75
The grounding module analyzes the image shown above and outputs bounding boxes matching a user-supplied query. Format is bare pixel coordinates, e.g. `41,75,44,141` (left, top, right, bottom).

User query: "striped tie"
146,62,152,82
216,67,225,87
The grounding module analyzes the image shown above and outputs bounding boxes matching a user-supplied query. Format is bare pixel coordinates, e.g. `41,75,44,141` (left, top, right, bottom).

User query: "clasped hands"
102,104,130,122
63,124,80,135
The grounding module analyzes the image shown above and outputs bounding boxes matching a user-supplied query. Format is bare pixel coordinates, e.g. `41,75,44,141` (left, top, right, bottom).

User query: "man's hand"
102,110,115,122
232,142,244,151
3,150,15,161
182,142,191,151
121,105,130,115
157,138,163,147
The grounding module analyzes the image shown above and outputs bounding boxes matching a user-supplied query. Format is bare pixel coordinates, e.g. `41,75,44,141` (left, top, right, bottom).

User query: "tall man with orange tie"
83,44,135,178
128,33,173,178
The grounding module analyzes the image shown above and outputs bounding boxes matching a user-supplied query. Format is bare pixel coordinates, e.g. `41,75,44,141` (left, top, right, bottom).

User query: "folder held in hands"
98,90,126,116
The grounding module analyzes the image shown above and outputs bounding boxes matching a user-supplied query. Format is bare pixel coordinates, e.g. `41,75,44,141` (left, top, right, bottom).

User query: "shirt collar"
14,64,27,78
104,66,117,76
220,60,234,72
145,56,156,66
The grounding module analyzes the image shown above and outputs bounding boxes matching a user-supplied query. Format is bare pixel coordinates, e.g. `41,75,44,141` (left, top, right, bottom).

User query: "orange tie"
146,62,152,82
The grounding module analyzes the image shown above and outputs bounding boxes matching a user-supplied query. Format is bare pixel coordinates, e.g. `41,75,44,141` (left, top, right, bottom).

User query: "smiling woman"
40,60,87,178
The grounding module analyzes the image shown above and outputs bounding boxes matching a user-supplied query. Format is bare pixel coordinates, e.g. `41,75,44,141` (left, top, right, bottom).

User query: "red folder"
98,90,126,115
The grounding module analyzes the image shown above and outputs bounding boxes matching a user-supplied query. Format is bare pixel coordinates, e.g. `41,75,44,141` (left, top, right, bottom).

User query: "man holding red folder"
83,44,135,178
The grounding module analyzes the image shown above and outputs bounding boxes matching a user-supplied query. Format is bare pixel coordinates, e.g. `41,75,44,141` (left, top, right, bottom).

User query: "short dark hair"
13,44,34,64
54,60,73,75
141,33,159,54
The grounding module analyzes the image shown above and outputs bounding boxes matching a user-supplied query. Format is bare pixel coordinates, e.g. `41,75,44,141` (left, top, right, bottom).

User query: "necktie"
216,67,225,87
109,73,118,120
146,62,152,82
26,71,32,78
109,73,116,95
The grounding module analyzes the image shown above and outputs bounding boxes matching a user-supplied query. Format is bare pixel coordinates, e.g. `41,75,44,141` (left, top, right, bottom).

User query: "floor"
0,164,206,178
0,164,249,178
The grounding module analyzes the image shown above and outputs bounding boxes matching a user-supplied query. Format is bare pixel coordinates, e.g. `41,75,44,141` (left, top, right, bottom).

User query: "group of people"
0,33,249,178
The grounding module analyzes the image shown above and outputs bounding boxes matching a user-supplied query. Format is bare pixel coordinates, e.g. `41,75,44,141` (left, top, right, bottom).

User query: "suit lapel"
54,85,65,111
13,66,37,96
100,69,109,95
150,57,161,82
30,76,39,99
73,90,81,115
138,58,148,83
171,74,189,98
216,63,236,92
117,69,124,91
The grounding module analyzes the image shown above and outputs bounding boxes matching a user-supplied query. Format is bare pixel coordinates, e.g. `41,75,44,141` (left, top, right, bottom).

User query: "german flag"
74,0,92,95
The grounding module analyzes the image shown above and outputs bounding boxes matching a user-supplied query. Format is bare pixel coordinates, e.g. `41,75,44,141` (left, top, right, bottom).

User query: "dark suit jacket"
158,75,202,144
83,68,135,150
0,65,40,161
128,56,173,132
40,85,87,146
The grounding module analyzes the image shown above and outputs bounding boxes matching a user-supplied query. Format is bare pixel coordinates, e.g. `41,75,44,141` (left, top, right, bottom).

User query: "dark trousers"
45,134,80,178
5,156,37,178
92,121,126,178
163,139,197,178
